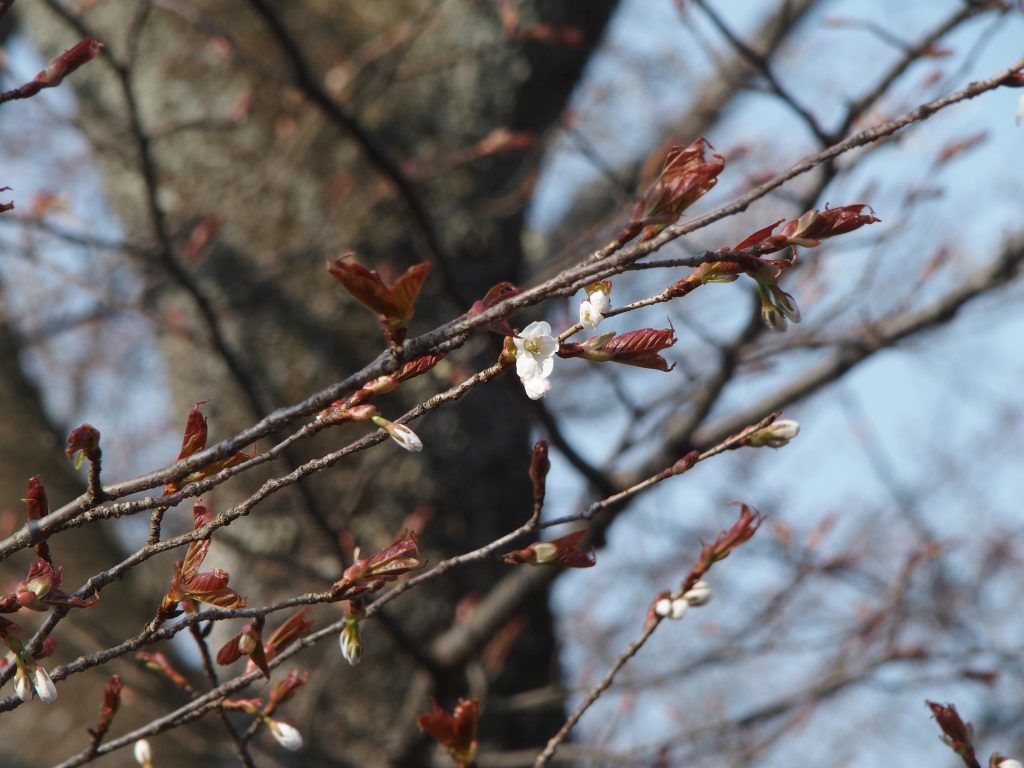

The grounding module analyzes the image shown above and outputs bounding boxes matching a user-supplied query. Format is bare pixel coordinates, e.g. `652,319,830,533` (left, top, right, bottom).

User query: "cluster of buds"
653,580,713,621
333,530,425,595
500,529,596,568
578,281,612,329
327,252,431,347
1,556,97,612
317,402,424,453
624,138,726,243
2,626,58,705
417,697,479,768
730,204,880,256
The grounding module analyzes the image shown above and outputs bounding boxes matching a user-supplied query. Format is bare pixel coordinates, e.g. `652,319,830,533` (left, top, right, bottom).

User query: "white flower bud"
683,580,712,606
748,419,800,448
32,664,57,703
668,598,689,620
998,760,1023,768
372,415,424,452
654,598,673,617
14,666,32,703
268,719,303,751
340,620,362,667
654,597,689,620
134,739,153,767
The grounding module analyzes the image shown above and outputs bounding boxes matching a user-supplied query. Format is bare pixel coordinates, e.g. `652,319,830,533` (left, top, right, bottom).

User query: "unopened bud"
267,718,303,751
14,665,32,702
339,618,362,666
998,761,1023,768
371,415,424,452
747,419,800,448
683,580,712,606
32,664,57,703
134,739,154,767
654,597,688,620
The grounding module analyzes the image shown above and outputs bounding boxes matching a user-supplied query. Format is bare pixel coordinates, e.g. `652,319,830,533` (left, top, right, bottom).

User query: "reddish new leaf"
339,530,425,587
417,697,479,767
327,253,431,333
630,138,726,242
563,328,678,371
65,423,101,469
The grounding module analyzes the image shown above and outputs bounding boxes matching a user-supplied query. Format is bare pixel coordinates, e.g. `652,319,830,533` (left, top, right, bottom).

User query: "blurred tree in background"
1,1,1023,766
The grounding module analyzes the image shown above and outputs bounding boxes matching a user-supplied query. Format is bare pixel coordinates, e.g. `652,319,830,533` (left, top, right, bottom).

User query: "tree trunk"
14,2,618,764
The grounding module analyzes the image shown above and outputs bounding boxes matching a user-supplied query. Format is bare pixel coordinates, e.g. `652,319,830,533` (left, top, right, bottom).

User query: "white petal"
521,320,552,339
537,355,554,379
516,353,543,379
521,374,551,400
579,301,602,329
534,334,558,359
654,598,673,617
589,289,611,315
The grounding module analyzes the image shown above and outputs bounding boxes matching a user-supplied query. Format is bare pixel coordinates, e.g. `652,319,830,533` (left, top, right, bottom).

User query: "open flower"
513,321,557,399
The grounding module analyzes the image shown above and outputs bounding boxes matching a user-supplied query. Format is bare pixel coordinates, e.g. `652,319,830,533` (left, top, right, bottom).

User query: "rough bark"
13,1,618,765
